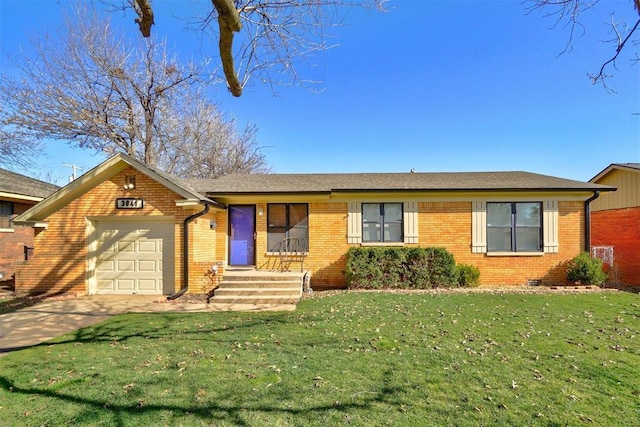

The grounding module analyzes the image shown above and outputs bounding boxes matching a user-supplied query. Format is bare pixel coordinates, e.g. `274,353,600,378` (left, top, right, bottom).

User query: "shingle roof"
119,154,216,204
0,168,60,199
189,171,614,195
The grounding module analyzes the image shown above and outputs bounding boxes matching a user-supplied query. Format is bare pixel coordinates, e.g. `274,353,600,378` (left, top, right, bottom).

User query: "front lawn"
1,291,638,426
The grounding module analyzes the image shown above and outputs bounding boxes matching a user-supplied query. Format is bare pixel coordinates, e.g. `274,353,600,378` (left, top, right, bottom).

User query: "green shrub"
424,247,457,288
345,247,384,289
565,252,608,286
404,247,431,289
380,247,408,288
456,264,480,287
346,246,458,289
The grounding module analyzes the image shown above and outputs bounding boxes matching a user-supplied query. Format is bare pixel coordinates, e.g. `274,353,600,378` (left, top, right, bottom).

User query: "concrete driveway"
0,295,294,356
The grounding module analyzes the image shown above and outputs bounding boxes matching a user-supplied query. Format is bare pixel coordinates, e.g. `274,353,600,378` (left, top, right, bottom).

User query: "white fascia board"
18,221,49,228
0,192,45,203
175,199,201,208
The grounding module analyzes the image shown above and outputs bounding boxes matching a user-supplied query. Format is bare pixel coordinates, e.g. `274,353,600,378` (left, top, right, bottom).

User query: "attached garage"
91,218,175,295
12,153,225,297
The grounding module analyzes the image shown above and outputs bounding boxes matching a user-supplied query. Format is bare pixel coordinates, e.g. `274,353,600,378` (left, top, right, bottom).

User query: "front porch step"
222,273,304,282
208,269,306,307
214,287,301,297
219,280,301,289
210,295,301,305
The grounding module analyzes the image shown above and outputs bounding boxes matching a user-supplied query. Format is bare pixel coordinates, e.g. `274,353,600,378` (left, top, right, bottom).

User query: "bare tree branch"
588,16,640,90
527,0,640,90
133,0,154,36
213,0,243,96
0,104,42,168
113,0,387,96
0,4,268,176
155,90,270,178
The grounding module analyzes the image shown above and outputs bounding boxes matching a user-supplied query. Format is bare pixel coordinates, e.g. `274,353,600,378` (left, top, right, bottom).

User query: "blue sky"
1,0,638,185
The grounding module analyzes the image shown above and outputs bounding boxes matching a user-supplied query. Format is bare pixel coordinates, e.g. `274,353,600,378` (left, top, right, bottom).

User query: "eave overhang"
0,192,45,203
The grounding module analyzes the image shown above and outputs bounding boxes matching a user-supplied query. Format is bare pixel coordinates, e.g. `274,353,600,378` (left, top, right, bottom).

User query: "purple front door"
229,205,256,266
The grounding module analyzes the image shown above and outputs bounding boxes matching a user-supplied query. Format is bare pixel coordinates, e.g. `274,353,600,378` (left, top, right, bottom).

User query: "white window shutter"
472,201,487,253
403,201,418,244
347,202,362,244
543,200,559,253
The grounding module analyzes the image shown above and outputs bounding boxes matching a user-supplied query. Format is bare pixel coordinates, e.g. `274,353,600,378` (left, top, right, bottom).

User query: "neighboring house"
589,163,640,286
13,153,614,296
0,168,59,282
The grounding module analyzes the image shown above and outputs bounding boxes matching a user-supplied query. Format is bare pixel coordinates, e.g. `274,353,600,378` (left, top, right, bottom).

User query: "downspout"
584,191,600,253
167,203,211,301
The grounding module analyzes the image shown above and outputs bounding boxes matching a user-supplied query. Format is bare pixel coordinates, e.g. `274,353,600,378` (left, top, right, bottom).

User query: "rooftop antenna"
63,163,84,182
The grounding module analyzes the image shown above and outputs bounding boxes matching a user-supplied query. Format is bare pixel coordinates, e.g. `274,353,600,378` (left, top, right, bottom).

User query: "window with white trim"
348,201,418,245
362,203,403,243
0,201,13,229
487,202,542,252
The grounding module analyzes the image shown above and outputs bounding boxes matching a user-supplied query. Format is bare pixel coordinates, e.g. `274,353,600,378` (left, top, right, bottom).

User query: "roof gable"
13,153,213,223
590,163,640,183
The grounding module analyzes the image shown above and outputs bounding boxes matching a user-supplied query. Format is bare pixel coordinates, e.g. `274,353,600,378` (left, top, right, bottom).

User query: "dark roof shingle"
190,171,613,195
0,168,60,199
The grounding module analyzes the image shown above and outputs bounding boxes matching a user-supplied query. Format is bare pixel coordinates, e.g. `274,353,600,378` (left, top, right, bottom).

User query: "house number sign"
116,198,144,209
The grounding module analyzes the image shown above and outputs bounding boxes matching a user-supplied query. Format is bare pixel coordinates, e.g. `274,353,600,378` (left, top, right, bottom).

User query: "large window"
487,202,542,252
267,203,309,252
0,201,13,229
362,203,403,243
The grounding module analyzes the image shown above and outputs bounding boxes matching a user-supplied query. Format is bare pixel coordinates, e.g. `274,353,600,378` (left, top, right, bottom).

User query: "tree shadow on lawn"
0,367,408,426
3,311,328,355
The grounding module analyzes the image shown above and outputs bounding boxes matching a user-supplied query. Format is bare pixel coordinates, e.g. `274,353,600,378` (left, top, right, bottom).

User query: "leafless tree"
0,6,199,167
527,0,640,91
156,90,270,178
0,5,268,177
110,0,387,97
0,105,42,168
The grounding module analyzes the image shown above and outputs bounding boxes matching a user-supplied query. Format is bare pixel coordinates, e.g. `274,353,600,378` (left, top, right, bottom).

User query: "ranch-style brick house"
13,153,615,298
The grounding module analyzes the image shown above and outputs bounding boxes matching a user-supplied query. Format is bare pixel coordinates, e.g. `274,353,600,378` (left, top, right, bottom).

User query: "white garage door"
95,220,174,294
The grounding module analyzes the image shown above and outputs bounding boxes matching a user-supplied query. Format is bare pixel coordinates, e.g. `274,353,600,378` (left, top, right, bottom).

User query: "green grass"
1,291,639,426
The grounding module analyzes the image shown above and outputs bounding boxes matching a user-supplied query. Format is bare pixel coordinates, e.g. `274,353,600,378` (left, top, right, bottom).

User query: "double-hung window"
267,203,309,252
487,202,542,252
362,203,403,243
0,201,13,229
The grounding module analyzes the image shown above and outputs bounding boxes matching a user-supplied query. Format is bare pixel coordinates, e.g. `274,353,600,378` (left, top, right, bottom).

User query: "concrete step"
223,273,304,282
209,295,300,305
209,270,306,306
219,280,301,289
214,287,301,297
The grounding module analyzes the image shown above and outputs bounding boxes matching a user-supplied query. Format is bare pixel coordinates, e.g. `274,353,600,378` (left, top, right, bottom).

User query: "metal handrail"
277,237,307,272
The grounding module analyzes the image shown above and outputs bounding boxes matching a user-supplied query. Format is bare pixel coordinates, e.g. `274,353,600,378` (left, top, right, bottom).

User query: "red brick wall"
591,207,640,285
0,202,38,280
0,226,34,280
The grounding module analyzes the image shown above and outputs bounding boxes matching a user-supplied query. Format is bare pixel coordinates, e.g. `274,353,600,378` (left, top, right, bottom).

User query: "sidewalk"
0,294,294,356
